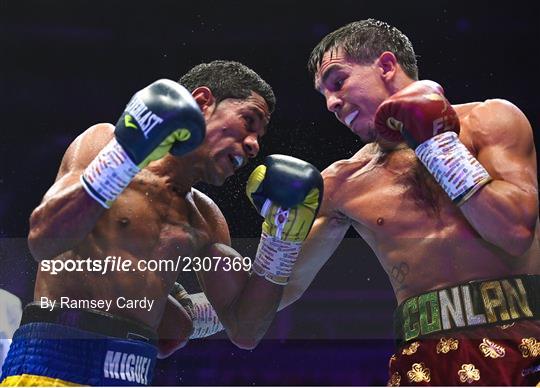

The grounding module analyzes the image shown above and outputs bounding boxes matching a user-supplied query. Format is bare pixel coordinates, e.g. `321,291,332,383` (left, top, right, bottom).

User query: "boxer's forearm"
156,295,193,359
28,178,105,260
221,275,283,349
280,214,350,310
460,179,538,256
196,243,283,349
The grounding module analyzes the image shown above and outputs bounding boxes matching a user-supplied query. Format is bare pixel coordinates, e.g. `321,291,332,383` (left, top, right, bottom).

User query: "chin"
351,128,372,143
356,125,377,143
211,178,227,187
208,170,230,187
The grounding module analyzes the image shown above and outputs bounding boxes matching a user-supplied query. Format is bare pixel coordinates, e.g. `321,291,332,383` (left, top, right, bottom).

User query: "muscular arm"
278,162,354,309
156,295,193,359
193,192,283,349
27,124,114,260
460,100,538,256
197,242,282,350
280,197,350,310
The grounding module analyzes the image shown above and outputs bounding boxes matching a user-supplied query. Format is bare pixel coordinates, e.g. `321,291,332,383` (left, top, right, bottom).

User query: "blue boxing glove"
246,155,323,285
81,79,205,208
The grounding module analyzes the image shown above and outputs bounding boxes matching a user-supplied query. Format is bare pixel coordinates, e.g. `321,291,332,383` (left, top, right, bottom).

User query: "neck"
376,137,409,153
146,154,204,194
388,76,415,95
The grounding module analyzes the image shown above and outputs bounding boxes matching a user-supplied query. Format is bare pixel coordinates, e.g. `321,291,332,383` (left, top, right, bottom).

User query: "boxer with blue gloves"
2,61,303,387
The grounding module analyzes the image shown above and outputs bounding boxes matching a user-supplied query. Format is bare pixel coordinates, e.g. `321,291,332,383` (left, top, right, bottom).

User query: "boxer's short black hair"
179,60,275,113
308,19,418,81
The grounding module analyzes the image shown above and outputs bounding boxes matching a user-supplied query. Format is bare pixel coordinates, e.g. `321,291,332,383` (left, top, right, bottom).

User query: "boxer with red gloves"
374,80,492,206
280,19,540,386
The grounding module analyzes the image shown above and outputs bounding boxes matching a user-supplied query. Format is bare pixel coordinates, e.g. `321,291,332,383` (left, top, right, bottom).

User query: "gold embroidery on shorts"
407,363,431,383
479,338,506,358
519,338,540,357
436,337,459,354
388,372,401,386
402,341,420,355
458,364,481,384
498,322,515,330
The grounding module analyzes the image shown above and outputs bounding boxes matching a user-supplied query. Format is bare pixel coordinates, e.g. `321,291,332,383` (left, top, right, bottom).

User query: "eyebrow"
248,107,269,136
315,64,340,93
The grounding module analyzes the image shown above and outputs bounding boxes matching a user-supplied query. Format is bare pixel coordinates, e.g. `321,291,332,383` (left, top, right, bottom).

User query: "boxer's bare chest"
339,119,478,240
84,173,212,261
35,173,216,326
332,140,515,301
338,147,460,238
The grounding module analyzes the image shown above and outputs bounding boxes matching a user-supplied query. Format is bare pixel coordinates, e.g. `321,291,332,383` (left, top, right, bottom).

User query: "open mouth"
228,154,245,171
344,110,359,127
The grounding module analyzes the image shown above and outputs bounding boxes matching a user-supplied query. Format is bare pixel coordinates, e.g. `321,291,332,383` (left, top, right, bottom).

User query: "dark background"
1,0,539,385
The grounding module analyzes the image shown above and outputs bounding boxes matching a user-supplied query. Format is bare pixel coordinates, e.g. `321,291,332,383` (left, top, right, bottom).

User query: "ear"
191,86,215,114
376,51,398,81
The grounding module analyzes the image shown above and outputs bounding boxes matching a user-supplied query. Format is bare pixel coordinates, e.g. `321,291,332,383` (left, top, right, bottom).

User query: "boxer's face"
315,47,389,143
199,92,270,185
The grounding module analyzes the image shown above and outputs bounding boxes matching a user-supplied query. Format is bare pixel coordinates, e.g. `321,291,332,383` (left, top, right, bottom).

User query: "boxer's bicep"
28,124,114,260
194,242,250,331
460,100,538,255
192,191,244,318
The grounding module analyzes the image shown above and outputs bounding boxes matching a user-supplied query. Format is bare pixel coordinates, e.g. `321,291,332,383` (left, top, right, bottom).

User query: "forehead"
228,92,271,124
314,47,353,90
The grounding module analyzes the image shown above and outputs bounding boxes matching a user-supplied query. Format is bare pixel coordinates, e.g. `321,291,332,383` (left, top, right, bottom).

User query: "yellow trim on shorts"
0,374,83,387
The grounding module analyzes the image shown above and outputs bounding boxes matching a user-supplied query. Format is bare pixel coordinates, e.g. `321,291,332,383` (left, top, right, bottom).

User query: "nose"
243,134,260,158
326,93,343,114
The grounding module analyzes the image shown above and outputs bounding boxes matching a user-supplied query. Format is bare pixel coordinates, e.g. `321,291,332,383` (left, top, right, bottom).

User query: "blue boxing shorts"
0,304,158,386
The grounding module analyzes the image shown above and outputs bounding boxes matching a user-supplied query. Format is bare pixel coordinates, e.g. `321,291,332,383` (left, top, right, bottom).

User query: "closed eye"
333,78,344,91
243,115,255,131
243,108,267,139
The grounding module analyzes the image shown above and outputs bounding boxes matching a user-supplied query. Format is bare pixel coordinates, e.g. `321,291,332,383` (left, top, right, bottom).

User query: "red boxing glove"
374,80,460,148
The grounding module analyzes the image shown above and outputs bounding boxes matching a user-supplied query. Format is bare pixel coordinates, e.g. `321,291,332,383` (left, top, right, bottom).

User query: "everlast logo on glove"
125,95,164,137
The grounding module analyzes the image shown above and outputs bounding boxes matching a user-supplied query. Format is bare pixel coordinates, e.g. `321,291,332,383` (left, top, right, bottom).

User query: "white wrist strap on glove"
253,232,302,285
80,138,140,208
189,292,224,339
415,131,492,206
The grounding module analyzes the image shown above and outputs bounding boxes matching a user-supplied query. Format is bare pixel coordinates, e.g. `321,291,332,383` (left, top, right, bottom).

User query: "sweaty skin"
33,126,218,327
282,49,539,307
29,91,279,353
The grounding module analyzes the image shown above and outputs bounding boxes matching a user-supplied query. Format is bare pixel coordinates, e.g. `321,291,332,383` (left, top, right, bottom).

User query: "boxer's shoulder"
320,143,381,212
190,187,217,212
458,99,533,149
322,143,381,183
74,123,115,149
190,188,230,244
57,123,115,177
